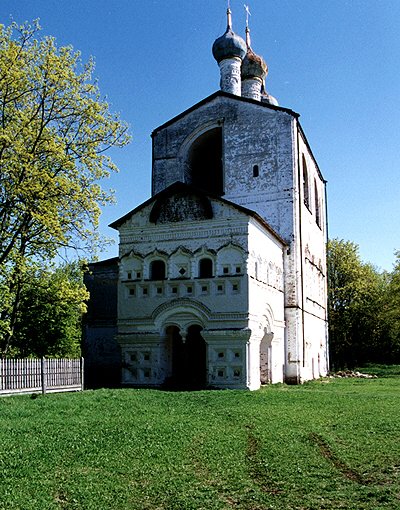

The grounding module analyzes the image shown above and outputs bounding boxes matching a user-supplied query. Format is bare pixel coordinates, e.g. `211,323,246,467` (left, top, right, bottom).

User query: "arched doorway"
186,128,223,196
165,324,207,389
260,329,274,385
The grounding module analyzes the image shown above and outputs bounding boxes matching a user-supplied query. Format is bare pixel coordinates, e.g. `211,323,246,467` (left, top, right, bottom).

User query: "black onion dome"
241,48,268,80
212,28,247,63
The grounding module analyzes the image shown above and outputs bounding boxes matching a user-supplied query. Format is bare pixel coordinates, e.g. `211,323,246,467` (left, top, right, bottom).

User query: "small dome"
212,27,247,63
261,85,279,106
267,95,279,106
241,48,268,80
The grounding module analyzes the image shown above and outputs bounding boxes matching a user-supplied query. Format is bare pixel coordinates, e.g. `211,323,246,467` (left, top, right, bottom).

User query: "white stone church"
85,8,329,390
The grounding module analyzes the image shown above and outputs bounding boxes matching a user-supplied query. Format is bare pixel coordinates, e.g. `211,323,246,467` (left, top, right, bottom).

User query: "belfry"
84,6,329,389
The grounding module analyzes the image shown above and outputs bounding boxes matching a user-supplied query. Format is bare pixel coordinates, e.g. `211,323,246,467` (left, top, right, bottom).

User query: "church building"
84,8,329,390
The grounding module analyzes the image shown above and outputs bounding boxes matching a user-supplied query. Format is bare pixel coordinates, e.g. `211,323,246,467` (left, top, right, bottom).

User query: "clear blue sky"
2,0,399,270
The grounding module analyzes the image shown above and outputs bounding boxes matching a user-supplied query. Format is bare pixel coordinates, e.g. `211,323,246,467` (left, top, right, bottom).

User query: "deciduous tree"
0,20,130,354
12,262,88,358
328,239,388,368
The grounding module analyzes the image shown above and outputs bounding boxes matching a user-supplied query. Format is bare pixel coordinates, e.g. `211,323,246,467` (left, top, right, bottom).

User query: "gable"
149,190,213,224
110,182,286,246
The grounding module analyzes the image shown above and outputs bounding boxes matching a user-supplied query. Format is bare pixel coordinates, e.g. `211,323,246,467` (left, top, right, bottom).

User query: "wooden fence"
0,358,84,396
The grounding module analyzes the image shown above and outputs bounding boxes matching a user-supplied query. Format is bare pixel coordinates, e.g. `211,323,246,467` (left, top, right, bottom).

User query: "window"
150,260,166,280
199,258,213,278
302,154,310,208
253,164,259,177
315,179,321,227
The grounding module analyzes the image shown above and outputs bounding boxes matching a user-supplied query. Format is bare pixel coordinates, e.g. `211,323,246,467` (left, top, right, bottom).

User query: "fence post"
80,357,84,391
41,357,47,395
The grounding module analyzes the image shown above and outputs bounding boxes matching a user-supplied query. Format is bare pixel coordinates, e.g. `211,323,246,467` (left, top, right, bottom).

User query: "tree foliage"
0,20,129,263
0,20,130,355
11,262,88,358
328,239,399,368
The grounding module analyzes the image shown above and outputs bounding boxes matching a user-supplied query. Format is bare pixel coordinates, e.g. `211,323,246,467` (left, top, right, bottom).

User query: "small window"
218,352,225,359
130,353,137,362
127,272,132,280
172,286,178,294
253,164,259,177
136,271,141,279
201,285,208,294
150,260,166,281
217,284,224,293
233,369,241,378
143,287,148,296
223,266,229,275
232,283,239,292
156,287,163,295
143,369,151,378
129,288,135,296
217,369,224,378
143,353,150,361
187,286,193,294
199,258,213,278
235,266,241,274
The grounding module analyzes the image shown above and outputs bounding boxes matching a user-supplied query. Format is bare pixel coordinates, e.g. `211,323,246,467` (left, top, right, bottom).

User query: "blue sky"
2,0,399,270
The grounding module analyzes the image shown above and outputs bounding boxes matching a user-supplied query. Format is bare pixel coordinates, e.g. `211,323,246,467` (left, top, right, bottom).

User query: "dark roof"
151,90,300,136
88,256,119,268
109,181,287,247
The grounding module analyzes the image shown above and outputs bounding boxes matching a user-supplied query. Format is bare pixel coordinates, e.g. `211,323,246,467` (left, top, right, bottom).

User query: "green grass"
0,368,399,509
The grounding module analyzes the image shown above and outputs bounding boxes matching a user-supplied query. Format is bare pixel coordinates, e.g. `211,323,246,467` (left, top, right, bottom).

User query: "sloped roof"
151,90,299,137
109,181,287,246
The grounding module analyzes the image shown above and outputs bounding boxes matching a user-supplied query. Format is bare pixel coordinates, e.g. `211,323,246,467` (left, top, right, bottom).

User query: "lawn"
0,368,399,510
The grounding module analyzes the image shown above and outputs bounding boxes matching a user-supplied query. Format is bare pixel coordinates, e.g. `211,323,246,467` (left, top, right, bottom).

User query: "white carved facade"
101,12,329,390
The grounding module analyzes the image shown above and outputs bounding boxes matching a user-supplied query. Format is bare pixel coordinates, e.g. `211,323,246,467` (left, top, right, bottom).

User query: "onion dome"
241,48,268,80
241,27,268,81
261,82,279,106
212,9,247,63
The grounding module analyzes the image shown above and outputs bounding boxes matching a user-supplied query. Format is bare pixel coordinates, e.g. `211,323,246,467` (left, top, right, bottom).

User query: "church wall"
83,259,121,388
297,129,329,379
117,201,251,330
152,96,297,241
115,199,274,389
247,219,286,386
150,95,328,385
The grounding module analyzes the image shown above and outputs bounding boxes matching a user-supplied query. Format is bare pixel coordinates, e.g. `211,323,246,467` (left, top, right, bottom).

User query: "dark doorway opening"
186,128,223,196
166,325,207,389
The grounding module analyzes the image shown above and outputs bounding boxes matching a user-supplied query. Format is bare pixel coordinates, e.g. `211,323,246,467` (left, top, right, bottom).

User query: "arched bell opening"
186,127,223,196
